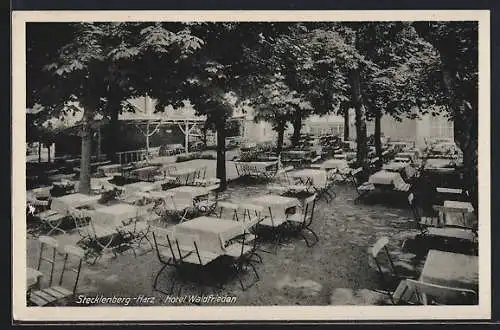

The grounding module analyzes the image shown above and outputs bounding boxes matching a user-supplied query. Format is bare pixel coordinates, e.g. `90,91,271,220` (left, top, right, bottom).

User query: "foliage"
175,152,215,163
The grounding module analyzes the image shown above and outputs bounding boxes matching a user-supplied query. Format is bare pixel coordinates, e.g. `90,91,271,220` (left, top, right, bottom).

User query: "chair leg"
303,227,319,247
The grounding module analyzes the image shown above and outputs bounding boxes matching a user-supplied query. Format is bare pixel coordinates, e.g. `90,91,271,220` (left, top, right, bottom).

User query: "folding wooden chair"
257,206,288,254
405,279,478,305
286,194,319,247
36,236,59,288
216,201,241,221
175,233,222,296
29,245,85,306
407,193,438,234
151,226,180,295
68,208,118,265
350,168,375,203
223,232,260,291
368,237,417,293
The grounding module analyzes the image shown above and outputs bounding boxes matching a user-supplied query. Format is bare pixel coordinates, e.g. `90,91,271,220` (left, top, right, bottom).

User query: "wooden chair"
407,193,439,233
68,208,118,265
36,236,59,288
257,206,288,254
29,245,85,306
350,167,375,203
223,232,260,291
174,233,222,296
36,209,67,236
237,203,265,263
151,226,180,295
368,237,416,293
405,279,478,305
286,194,319,247
216,201,241,221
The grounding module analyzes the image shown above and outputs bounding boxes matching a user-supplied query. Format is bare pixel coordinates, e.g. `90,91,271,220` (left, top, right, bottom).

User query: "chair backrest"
406,279,478,305
217,201,241,221
37,235,59,286
302,194,318,226
368,237,398,287
350,167,363,186
239,203,264,225
175,233,202,264
68,207,92,230
58,245,85,294
151,226,176,259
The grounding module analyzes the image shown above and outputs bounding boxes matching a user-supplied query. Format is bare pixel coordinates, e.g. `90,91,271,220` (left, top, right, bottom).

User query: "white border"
12,10,491,322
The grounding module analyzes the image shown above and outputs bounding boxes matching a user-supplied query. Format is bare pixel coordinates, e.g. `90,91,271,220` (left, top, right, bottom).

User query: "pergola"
119,112,246,154
122,97,246,155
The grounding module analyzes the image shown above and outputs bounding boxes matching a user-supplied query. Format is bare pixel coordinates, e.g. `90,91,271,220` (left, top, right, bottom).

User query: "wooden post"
97,125,101,161
185,121,189,154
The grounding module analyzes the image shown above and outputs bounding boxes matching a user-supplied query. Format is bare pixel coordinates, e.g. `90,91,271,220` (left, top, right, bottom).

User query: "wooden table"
290,169,327,189
368,170,406,187
91,203,142,227
250,194,300,224
321,159,349,170
50,193,101,214
174,216,244,255
122,181,160,197
165,185,210,211
420,250,478,292
443,200,476,227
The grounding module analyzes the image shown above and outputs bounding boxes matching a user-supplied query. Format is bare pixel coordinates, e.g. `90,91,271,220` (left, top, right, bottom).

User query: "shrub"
175,152,216,163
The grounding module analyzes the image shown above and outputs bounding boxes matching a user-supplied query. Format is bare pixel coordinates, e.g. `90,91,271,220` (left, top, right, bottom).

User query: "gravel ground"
26,179,424,307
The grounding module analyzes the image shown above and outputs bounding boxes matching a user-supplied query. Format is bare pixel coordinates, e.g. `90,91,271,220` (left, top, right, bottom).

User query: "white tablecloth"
174,216,244,255
250,194,300,222
290,169,327,189
50,193,101,214
443,200,476,227
420,250,478,292
368,170,406,188
165,186,210,210
321,159,349,170
91,203,141,227
122,181,160,197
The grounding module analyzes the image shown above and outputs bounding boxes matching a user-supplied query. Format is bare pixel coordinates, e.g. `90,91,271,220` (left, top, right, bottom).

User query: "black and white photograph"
12,10,490,321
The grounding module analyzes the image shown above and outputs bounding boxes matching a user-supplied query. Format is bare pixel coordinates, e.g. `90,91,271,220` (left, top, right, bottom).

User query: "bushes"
175,152,216,163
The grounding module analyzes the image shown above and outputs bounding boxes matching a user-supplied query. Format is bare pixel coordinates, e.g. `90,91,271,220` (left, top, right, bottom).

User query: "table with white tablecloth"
368,170,407,190
443,200,476,228
50,193,101,214
122,181,161,197
91,203,142,227
174,216,244,255
321,159,349,171
420,250,478,293
165,185,210,211
289,169,327,189
250,194,300,225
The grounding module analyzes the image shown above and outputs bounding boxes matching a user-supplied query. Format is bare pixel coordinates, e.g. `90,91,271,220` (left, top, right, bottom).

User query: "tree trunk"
350,69,368,167
453,103,478,211
344,108,350,141
276,123,285,155
79,109,93,195
108,103,120,163
47,144,51,163
38,142,41,163
291,112,302,147
374,109,382,159
215,119,227,191
202,127,208,147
